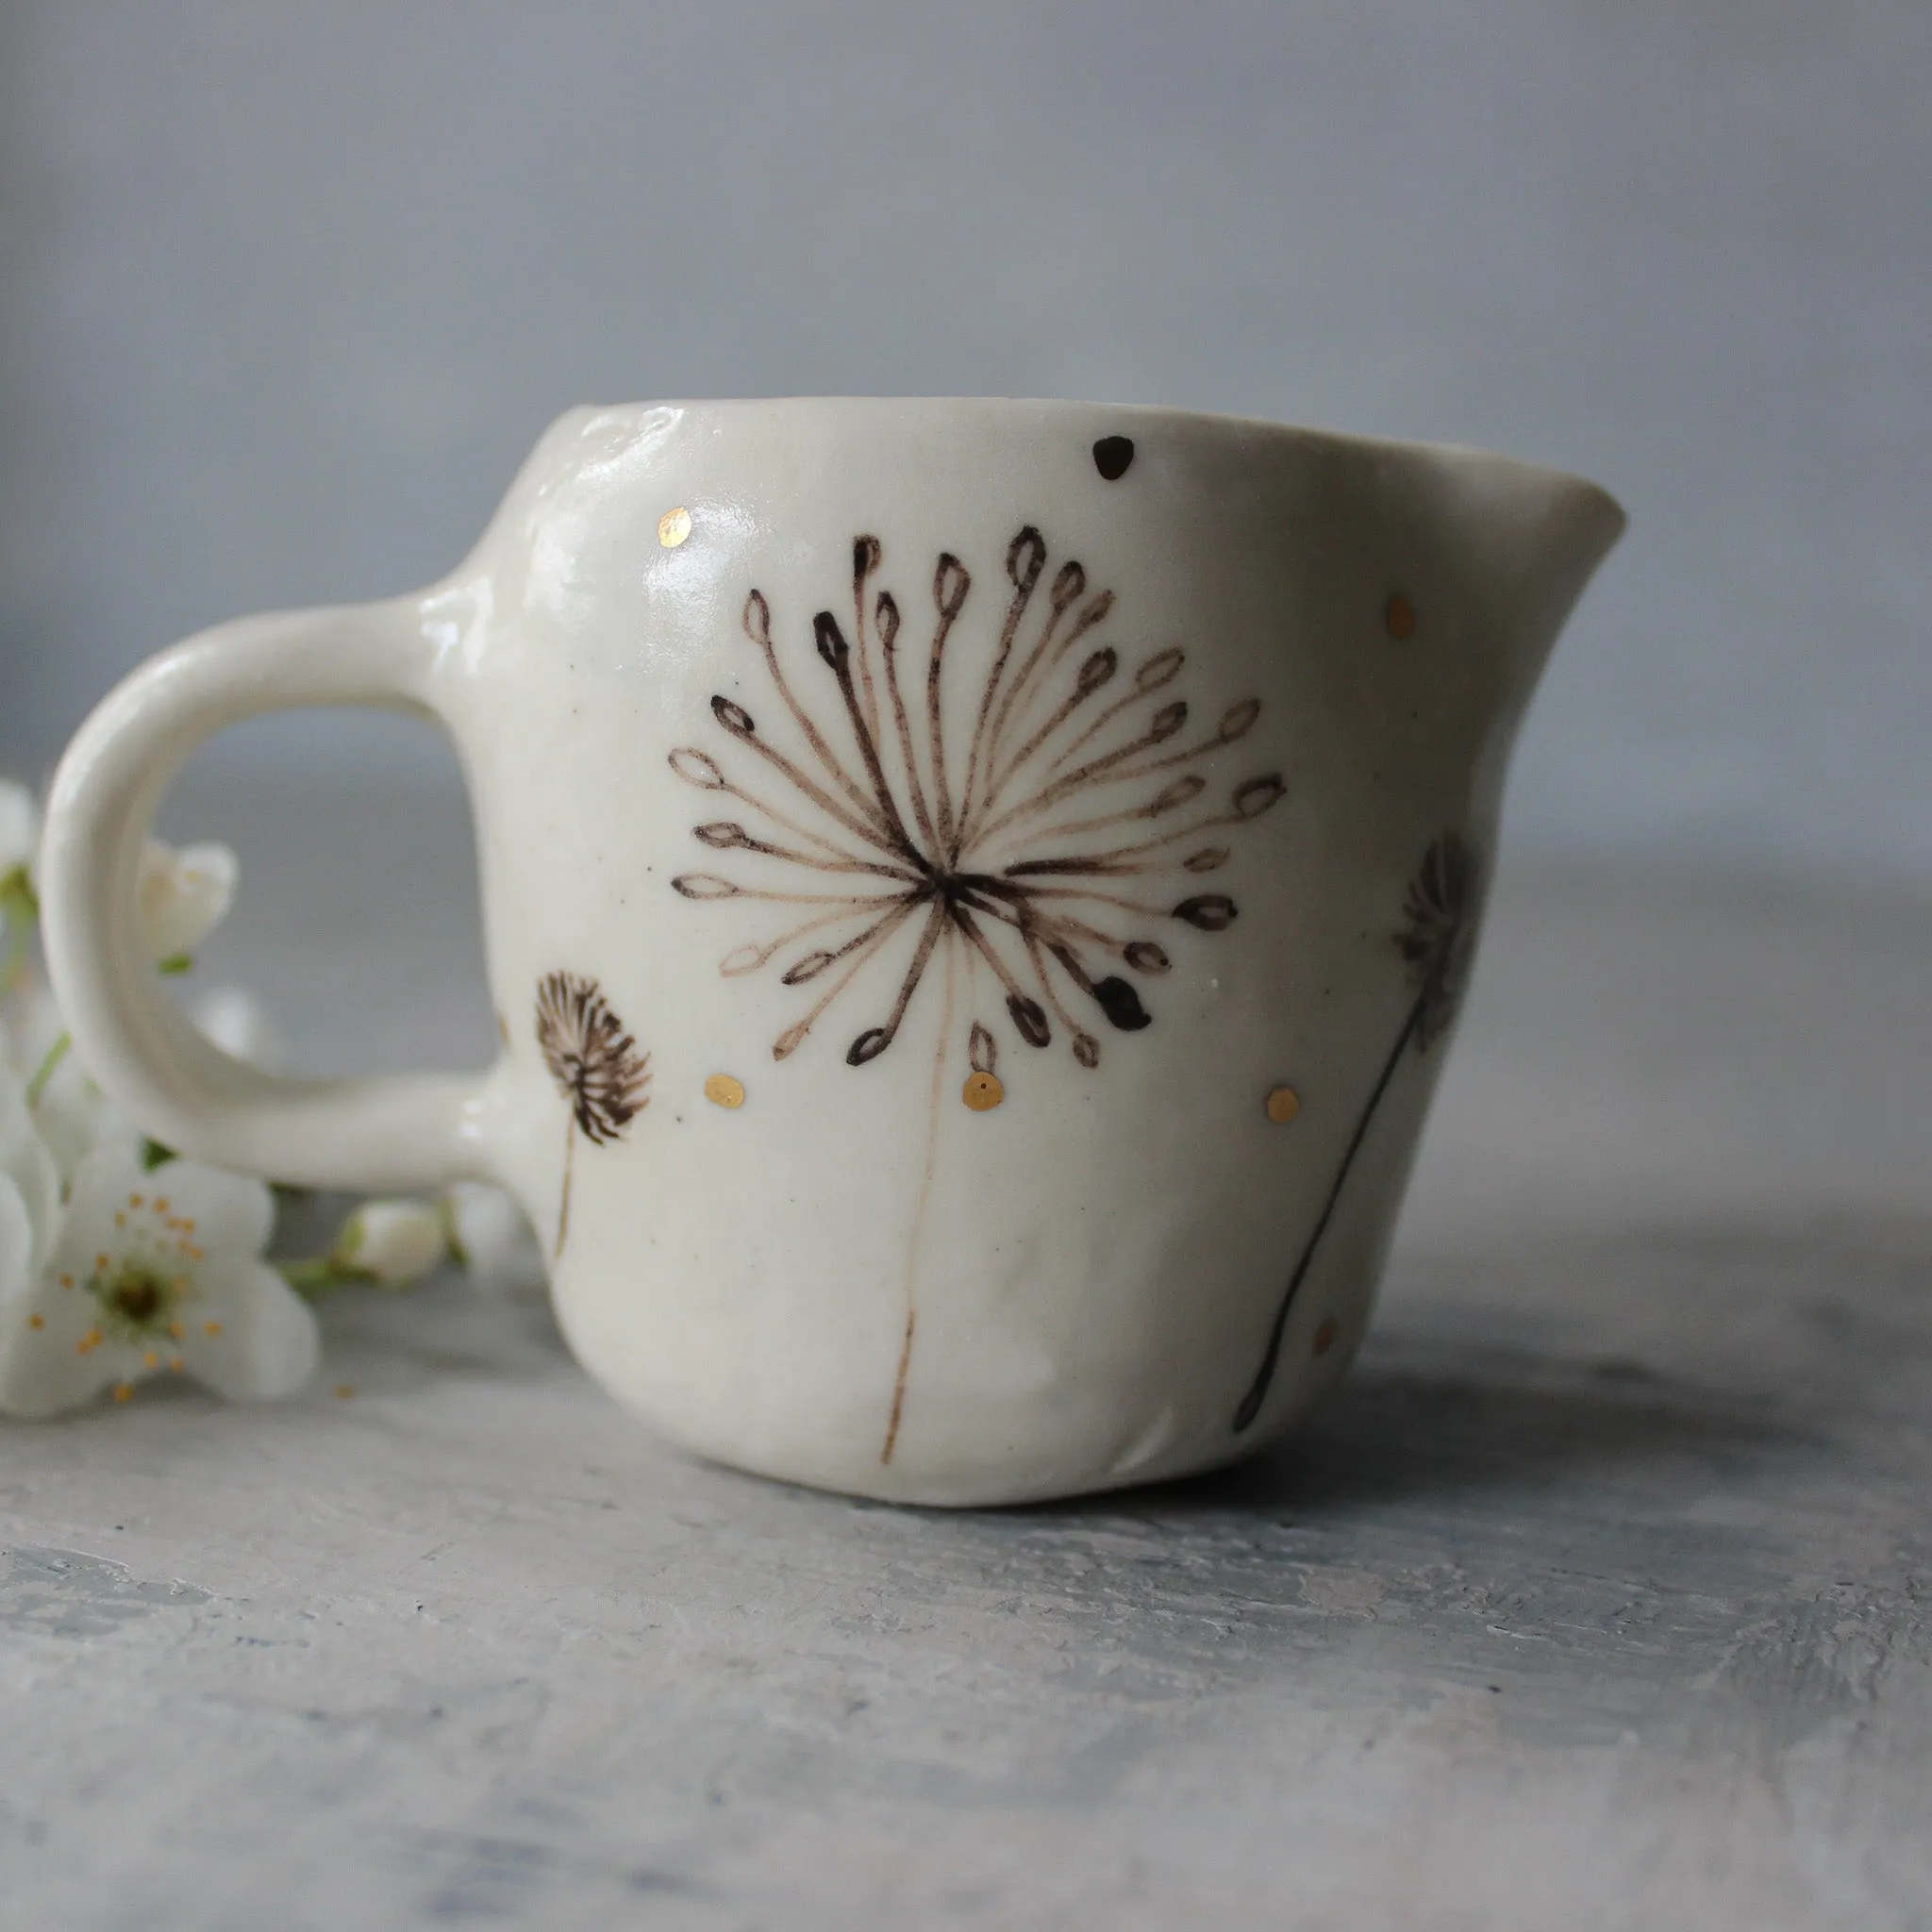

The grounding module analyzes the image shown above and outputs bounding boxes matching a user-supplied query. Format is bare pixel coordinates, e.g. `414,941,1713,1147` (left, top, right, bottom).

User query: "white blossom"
137,840,238,963
0,1059,60,1277
441,1182,547,1299
0,781,39,884
190,984,287,1070
332,1198,447,1288
0,1142,318,1416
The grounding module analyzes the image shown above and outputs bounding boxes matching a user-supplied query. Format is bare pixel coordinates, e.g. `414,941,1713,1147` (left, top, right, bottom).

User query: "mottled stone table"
3,787,1928,1929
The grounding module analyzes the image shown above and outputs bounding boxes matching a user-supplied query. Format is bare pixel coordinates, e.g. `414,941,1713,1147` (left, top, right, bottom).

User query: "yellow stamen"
129,1193,143,1208
154,1198,170,1213
142,1351,159,1369
112,1383,133,1402
168,1322,184,1340
204,1321,222,1338
27,1313,43,1330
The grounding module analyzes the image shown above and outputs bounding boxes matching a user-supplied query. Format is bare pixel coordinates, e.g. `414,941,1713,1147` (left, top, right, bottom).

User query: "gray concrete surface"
4,2,1931,885
1,787,1927,1927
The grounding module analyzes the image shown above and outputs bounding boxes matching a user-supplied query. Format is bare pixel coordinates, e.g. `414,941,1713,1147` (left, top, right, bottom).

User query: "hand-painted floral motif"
669,528,1283,1088
1232,831,1481,1433
536,972,650,1257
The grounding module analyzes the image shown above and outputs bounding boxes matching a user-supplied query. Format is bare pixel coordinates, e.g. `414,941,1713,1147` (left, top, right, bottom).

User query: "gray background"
2,0,1928,887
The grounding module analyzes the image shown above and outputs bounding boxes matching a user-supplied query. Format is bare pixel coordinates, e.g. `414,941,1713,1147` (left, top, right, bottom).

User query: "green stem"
280,1256,368,1301
25,1031,71,1110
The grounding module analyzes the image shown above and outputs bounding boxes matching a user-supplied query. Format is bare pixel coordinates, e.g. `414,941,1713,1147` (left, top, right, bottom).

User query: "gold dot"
334,1384,356,1400
112,1383,133,1403
1385,592,1417,640
1265,1085,1301,1124
27,1314,42,1331
203,1321,223,1338
658,506,692,548
142,1351,159,1370
1312,1316,1339,1357
961,1071,1006,1111
705,1073,746,1109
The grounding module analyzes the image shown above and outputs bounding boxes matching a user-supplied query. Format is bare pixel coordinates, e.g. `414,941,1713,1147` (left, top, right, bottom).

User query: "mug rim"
563,392,1624,523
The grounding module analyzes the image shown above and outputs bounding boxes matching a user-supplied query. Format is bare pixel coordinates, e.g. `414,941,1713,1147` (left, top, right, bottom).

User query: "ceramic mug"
40,399,1622,1505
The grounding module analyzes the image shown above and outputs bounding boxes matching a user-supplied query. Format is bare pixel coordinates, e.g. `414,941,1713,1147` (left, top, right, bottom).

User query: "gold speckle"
1385,591,1417,640
1265,1085,1301,1124
658,506,692,549
129,1194,143,1208
168,1322,184,1340
142,1351,159,1370
334,1384,356,1400
112,1383,133,1403
705,1073,746,1109
1312,1316,1340,1357
95,1254,110,1272
169,1357,183,1373
27,1314,42,1331
203,1321,223,1338
153,1198,171,1214
961,1071,1006,1111
59,1274,74,1290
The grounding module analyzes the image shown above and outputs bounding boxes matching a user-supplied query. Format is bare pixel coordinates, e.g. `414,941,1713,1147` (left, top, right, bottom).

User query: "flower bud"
333,1199,447,1288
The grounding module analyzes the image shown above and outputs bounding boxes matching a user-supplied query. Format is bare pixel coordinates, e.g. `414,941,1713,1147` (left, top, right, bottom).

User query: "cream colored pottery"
39,399,1623,1505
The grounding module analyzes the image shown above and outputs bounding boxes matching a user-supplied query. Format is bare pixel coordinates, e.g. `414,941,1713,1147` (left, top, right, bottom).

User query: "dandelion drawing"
668,525,1284,1461
1231,830,1480,1434
535,971,652,1257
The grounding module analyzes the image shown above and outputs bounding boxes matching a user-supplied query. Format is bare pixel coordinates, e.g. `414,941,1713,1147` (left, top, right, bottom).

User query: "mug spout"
1441,451,1626,696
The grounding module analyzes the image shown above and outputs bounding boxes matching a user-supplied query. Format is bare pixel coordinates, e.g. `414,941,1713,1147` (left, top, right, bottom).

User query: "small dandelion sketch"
1232,830,1481,1434
536,971,651,1257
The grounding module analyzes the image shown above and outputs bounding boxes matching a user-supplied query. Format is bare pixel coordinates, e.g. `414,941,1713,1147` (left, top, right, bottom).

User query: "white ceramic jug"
40,399,1623,1505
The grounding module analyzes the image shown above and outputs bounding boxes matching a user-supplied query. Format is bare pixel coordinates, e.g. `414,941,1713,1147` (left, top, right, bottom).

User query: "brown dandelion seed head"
669,747,727,791
1007,525,1046,591
669,525,1276,1082
1151,774,1207,816
1219,697,1261,742
1396,830,1481,1050
1233,774,1286,818
1074,648,1118,698
969,1023,998,1075
1049,559,1087,613
1136,648,1184,692
742,588,772,643
1149,701,1188,743
536,971,651,1144
1174,894,1238,932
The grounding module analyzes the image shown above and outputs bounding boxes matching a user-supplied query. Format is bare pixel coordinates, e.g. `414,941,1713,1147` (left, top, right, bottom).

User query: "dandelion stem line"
1232,992,1425,1434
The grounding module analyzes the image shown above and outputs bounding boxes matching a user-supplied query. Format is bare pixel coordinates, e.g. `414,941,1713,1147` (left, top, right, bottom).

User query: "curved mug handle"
38,599,500,1194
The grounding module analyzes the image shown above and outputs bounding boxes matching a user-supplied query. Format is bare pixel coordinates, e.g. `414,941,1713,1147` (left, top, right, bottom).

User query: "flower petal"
0,781,39,879
124,1156,275,1260
0,1059,61,1275
0,1184,117,1417
175,1262,319,1402
189,985,286,1071
136,840,239,961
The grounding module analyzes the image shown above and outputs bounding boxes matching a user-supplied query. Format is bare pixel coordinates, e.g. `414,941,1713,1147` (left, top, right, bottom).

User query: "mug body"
425,398,1613,1505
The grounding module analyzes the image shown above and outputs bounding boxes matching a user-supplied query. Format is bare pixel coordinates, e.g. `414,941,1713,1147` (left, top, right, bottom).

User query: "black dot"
1092,435,1135,480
